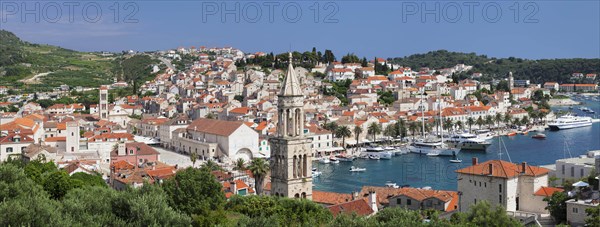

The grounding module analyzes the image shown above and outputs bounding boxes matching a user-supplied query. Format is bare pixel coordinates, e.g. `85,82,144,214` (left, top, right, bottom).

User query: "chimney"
368,190,378,213
352,191,359,201
472,157,478,166
230,181,237,195
117,143,126,156
521,162,527,174
488,163,493,176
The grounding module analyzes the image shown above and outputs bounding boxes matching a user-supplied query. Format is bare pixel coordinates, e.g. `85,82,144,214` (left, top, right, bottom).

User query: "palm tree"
455,120,463,131
190,152,198,167
485,115,494,129
353,126,363,147
408,121,418,139
467,117,475,132
476,116,484,130
234,158,246,170
383,124,397,143
495,113,503,129
521,116,530,126
367,122,382,142
202,159,220,171
248,158,270,195
396,119,407,138
528,111,538,125
335,126,352,149
504,113,512,127
444,118,453,132
323,122,338,145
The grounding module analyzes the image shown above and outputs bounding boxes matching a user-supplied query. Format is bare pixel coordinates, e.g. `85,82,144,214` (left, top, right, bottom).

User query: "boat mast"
421,91,425,138
439,88,444,145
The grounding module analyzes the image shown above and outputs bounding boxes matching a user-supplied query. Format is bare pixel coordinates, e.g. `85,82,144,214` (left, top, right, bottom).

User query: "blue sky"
1,1,598,59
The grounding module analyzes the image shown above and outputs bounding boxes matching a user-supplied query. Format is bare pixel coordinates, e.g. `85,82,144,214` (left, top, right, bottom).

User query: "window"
474,199,477,204
479,182,481,187
397,198,401,205
129,150,134,155
499,195,502,203
6,147,13,153
573,207,578,213
499,184,502,193
580,169,584,177
484,182,487,188
407,199,412,205
571,167,575,177
474,180,477,186
561,165,565,174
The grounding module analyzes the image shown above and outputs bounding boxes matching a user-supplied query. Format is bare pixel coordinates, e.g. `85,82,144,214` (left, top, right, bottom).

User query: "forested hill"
388,50,600,84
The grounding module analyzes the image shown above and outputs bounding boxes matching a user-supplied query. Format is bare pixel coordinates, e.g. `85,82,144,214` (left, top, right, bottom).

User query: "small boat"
369,155,380,160
311,168,322,177
449,159,462,163
506,132,517,136
318,158,330,164
329,156,340,164
349,166,366,172
532,133,547,139
426,152,439,157
336,154,356,162
385,181,399,188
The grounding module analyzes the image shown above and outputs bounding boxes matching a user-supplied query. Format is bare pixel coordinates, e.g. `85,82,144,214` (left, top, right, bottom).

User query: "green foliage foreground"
0,161,524,227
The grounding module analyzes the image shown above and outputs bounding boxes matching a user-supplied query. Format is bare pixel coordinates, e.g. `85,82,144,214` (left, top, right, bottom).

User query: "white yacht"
446,133,492,151
349,166,366,172
360,147,393,159
548,114,593,130
407,140,460,156
474,129,494,140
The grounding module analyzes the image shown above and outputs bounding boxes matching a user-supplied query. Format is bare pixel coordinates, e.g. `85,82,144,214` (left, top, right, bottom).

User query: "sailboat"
407,90,460,157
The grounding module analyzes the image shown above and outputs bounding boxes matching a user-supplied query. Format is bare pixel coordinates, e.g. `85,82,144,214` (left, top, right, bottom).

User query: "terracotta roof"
534,186,564,197
456,160,549,178
45,136,66,142
313,190,354,205
188,118,245,136
327,199,374,217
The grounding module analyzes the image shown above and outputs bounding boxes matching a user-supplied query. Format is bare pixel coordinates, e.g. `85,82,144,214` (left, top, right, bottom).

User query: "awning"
572,181,589,187
316,147,344,152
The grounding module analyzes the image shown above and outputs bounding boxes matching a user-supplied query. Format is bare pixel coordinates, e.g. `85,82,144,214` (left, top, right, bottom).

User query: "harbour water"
313,96,600,193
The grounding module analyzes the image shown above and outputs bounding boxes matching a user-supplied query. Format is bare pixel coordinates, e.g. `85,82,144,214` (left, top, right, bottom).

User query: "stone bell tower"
269,52,312,199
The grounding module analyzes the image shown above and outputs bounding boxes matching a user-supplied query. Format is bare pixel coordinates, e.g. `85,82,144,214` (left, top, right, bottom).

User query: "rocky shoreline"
548,98,580,106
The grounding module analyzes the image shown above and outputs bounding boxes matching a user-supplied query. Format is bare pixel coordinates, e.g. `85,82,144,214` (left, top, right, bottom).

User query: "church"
269,53,313,199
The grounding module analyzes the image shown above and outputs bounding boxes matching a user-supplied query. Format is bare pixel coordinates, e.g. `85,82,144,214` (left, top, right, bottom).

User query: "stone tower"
99,85,109,120
269,53,312,199
65,121,80,152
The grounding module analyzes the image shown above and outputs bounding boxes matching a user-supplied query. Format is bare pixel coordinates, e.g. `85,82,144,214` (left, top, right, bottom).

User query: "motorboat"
426,152,439,157
446,133,491,151
385,181,399,188
361,147,392,160
349,166,366,172
449,159,462,163
318,157,330,164
548,114,593,130
474,129,494,140
532,133,547,139
311,168,322,177
329,156,340,164
506,132,517,136
369,155,380,160
335,154,356,162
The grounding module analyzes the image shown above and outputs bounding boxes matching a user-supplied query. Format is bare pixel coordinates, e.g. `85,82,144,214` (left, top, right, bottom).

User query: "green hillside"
389,50,600,84
0,30,115,89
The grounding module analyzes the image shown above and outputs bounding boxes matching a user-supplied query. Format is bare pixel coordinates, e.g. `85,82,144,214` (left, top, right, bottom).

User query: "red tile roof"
188,118,245,136
534,186,564,197
327,199,374,217
456,160,549,178
313,190,354,205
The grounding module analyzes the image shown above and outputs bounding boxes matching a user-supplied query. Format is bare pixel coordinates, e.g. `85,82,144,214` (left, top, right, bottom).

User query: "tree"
201,160,221,171
205,112,217,119
42,170,75,199
234,158,246,171
485,115,494,129
383,124,397,143
585,205,600,227
190,152,198,167
504,113,512,126
367,122,382,142
455,120,463,130
544,192,569,224
335,126,352,149
495,113,503,128
450,201,521,226
467,117,475,132
476,116,484,130
162,167,225,217
248,158,269,195
408,121,418,139
444,118,453,131
353,126,363,146
323,122,338,144
521,116,530,126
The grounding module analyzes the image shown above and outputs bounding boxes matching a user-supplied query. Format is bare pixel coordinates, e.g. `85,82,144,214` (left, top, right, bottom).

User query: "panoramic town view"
0,1,599,226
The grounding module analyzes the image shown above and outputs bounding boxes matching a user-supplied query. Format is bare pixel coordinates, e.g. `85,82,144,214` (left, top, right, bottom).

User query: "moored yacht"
474,129,494,140
360,147,393,159
446,133,491,151
407,140,460,156
548,114,593,130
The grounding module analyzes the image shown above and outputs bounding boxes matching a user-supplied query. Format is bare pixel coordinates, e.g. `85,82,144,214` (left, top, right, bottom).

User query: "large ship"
548,114,593,130
407,140,460,156
360,147,393,159
446,133,492,151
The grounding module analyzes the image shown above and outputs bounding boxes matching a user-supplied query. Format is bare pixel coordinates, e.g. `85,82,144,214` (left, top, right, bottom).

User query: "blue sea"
313,96,600,193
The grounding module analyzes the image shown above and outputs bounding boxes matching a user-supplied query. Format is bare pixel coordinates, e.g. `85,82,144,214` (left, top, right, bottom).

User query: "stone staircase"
537,215,556,227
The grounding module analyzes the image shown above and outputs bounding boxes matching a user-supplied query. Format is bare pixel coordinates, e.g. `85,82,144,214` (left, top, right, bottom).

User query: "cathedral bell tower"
269,53,312,199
